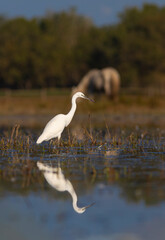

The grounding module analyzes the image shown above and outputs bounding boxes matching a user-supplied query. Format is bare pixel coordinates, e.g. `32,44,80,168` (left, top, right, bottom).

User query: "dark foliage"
0,5,165,89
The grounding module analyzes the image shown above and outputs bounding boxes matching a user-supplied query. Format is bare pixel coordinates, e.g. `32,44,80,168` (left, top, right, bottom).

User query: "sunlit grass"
0,122,164,205
0,124,164,164
0,89,164,116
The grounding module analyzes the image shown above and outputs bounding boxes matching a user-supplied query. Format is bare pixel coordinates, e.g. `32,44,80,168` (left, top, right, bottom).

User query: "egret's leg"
58,135,61,147
50,139,58,149
53,139,57,148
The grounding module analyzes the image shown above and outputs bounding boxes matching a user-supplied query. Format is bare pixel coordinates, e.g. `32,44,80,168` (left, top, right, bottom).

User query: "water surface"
0,124,165,240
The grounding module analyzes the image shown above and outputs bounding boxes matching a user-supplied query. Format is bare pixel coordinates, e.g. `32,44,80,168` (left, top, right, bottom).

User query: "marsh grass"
0,124,32,154
0,123,164,153
0,123,164,192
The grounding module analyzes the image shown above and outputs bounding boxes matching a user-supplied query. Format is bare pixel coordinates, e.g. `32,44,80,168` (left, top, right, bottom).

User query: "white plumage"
36,92,93,144
37,161,94,213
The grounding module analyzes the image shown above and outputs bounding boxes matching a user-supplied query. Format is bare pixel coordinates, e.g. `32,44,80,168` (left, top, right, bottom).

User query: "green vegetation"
0,124,165,205
0,4,165,89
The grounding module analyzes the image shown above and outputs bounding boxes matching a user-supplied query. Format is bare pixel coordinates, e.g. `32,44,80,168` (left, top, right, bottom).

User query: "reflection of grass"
0,123,165,205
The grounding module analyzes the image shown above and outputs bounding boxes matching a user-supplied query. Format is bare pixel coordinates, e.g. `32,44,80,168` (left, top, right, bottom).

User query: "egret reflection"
37,162,94,214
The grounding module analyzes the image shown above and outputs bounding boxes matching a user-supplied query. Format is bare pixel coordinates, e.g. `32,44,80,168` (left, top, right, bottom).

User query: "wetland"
0,92,165,240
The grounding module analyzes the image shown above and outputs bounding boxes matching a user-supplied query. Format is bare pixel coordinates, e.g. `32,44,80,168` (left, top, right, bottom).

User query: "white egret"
36,92,93,144
37,162,94,213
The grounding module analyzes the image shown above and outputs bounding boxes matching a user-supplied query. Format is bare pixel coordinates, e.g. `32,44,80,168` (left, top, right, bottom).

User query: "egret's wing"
41,114,66,140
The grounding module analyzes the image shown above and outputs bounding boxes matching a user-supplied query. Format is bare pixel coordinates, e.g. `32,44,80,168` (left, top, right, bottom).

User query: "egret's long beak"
82,202,95,210
84,96,95,102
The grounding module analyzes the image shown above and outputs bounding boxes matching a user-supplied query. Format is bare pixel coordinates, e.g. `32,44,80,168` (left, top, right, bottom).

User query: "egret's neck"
70,186,83,213
65,95,77,127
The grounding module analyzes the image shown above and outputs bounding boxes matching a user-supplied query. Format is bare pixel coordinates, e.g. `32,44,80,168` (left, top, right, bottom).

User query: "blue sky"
0,0,164,25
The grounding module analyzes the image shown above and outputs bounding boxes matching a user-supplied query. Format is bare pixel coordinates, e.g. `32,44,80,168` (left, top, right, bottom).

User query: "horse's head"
71,86,78,96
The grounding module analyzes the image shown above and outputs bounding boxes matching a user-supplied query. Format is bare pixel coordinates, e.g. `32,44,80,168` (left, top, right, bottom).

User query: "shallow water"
0,124,165,240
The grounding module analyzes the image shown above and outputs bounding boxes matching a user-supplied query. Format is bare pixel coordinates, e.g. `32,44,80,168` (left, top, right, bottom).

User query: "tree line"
0,4,165,89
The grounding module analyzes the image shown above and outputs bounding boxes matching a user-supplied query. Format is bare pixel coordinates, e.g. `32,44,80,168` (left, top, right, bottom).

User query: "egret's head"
74,92,94,102
76,202,95,214
77,207,87,214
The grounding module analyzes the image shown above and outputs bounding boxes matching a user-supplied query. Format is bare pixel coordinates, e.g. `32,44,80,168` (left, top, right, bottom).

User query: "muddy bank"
0,112,164,128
